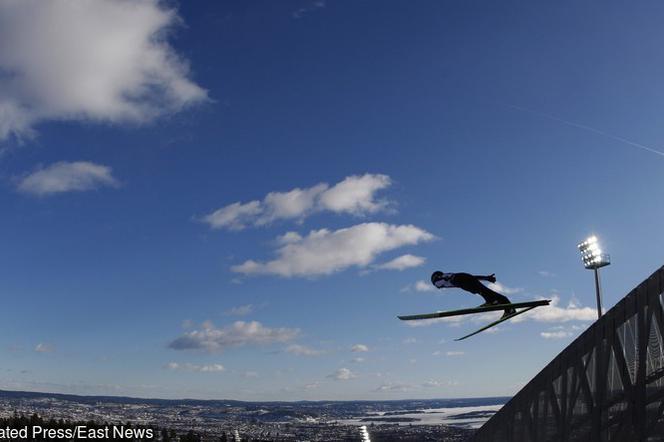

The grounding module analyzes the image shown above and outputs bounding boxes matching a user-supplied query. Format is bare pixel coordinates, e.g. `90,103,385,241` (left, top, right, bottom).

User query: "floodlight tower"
577,235,610,319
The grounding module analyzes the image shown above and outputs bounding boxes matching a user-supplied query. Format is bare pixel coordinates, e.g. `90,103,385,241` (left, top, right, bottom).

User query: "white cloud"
374,254,426,271
484,326,502,334
433,350,465,357
201,174,392,230
224,304,254,317
327,368,356,381
194,364,225,372
17,161,119,196
374,382,412,392
168,320,299,353
405,312,497,328
487,282,523,295
165,362,225,373
304,382,321,389
34,343,54,353
276,231,304,245
318,174,391,214
422,379,458,388
351,344,369,353
0,0,207,140
416,280,436,292
540,324,585,340
511,296,597,323
540,331,573,339
232,222,434,277
285,344,324,357
351,357,365,363
0,101,33,140
446,351,465,357
260,184,329,225
202,202,262,231
192,364,225,373
401,280,436,293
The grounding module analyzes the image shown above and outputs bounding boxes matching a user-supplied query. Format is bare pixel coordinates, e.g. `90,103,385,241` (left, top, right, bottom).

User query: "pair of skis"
398,300,551,341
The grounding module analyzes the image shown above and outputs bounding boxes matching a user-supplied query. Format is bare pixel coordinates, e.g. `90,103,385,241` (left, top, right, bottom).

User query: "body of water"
338,404,503,429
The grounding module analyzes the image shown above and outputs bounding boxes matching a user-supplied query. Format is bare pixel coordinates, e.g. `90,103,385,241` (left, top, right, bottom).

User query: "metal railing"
472,265,664,442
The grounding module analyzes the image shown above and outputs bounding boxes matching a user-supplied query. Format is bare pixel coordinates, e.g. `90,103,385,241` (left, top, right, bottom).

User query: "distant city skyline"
2,0,664,401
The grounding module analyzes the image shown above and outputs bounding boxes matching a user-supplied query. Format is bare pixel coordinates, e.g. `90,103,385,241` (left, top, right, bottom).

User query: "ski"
454,305,540,341
397,300,550,321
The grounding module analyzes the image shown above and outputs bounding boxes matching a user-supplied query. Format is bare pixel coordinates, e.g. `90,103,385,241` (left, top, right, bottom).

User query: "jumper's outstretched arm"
474,273,496,283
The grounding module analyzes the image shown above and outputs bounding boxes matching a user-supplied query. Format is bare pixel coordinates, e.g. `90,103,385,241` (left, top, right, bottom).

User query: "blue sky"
1,0,664,401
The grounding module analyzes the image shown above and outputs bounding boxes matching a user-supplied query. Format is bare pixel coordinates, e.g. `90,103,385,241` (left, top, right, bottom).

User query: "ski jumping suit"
432,272,511,308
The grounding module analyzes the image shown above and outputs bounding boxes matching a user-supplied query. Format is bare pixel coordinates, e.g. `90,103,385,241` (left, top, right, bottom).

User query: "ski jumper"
431,272,514,315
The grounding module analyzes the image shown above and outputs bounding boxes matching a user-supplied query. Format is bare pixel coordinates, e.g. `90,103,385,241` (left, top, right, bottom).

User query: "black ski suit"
432,272,514,316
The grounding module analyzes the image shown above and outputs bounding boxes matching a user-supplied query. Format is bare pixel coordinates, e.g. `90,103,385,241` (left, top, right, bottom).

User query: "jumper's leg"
476,286,515,318
453,274,515,317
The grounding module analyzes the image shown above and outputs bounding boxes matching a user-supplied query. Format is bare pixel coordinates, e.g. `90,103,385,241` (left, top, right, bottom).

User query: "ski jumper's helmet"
431,271,444,285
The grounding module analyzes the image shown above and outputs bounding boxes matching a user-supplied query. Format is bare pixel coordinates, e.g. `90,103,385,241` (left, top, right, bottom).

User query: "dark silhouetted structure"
472,265,664,442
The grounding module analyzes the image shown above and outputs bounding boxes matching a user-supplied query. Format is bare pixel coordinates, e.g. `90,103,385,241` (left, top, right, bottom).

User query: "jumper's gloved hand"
487,273,496,283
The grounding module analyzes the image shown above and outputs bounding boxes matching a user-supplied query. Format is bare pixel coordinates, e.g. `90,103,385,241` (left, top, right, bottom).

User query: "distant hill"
0,389,509,410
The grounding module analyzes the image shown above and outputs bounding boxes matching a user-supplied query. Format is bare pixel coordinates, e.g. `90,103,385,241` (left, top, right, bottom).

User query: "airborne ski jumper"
430,271,516,317
398,270,551,340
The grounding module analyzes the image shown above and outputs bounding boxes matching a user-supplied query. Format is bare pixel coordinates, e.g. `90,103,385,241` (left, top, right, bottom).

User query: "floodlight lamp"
578,235,610,269
576,234,610,320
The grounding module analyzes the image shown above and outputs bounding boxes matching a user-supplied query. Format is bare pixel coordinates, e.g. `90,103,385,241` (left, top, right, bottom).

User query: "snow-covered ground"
338,404,503,429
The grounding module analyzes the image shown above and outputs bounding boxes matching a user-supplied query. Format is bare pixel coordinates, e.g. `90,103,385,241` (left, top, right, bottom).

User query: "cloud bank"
34,343,55,353
17,161,119,195
351,344,369,353
539,324,585,340
231,222,434,277
202,174,392,230
487,282,523,295
374,254,426,271
374,382,413,392
224,304,255,317
0,0,206,140
165,362,225,373
285,344,324,357
169,321,299,353
540,330,573,339
327,368,356,381
400,279,435,292
512,296,596,323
